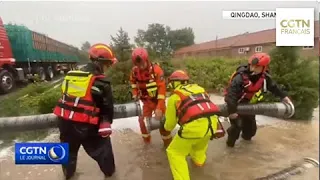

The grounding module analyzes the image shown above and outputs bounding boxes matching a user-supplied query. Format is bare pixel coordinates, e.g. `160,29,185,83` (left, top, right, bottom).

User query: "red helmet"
168,70,189,81
131,48,149,65
88,43,117,65
248,53,270,67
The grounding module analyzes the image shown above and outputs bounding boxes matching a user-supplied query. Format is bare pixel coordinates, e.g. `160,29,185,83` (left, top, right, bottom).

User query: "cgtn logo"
15,143,69,164
276,8,314,46
280,19,311,35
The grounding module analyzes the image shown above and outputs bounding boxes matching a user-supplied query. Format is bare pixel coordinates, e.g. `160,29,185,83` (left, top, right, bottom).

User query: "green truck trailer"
0,17,80,93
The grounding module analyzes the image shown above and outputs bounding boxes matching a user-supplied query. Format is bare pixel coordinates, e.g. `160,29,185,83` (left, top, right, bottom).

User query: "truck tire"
45,66,54,81
38,67,46,81
0,70,16,94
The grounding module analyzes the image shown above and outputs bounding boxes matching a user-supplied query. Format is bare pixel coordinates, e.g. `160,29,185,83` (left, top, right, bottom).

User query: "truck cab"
0,17,20,93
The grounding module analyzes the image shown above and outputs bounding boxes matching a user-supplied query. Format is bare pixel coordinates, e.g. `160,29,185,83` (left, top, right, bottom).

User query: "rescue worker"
53,43,117,179
129,47,172,147
224,52,292,148
164,70,225,180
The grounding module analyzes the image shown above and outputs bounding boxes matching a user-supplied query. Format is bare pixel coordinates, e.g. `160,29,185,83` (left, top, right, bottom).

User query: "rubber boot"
241,133,253,141
226,125,241,147
138,116,151,144
62,156,77,180
241,118,257,141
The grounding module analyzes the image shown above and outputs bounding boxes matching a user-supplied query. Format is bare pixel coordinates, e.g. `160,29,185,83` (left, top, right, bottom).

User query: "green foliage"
81,41,91,51
267,47,319,120
135,23,171,59
112,84,133,104
105,60,134,103
156,60,175,77
134,23,195,59
0,47,317,121
168,27,195,51
182,57,246,93
0,82,58,117
0,84,61,142
106,60,133,85
110,27,133,62
77,50,90,64
134,29,147,47
38,88,61,114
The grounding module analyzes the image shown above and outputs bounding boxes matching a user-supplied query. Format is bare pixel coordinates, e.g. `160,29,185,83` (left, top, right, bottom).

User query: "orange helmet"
248,53,270,67
168,70,189,82
131,47,149,65
88,43,117,65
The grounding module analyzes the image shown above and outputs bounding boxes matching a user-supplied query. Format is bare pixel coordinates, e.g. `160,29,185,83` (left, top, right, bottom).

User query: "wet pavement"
0,95,319,180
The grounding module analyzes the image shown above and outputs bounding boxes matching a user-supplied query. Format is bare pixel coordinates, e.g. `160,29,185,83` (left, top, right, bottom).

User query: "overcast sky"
0,1,319,48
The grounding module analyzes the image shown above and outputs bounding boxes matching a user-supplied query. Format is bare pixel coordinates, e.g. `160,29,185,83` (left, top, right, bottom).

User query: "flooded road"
0,95,318,180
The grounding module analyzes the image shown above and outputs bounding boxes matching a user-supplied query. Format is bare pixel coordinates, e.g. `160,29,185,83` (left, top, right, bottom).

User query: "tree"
168,27,195,51
81,41,91,52
110,27,133,62
134,24,171,59
266,47,319,120
134,29,147,48
134,24,195,59
144,24,171,59
76,50,90,64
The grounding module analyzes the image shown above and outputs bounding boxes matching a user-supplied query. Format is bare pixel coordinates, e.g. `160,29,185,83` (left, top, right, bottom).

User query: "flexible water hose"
217,102,295,119
255,157,319,180
0,101,142,133
145,102,295,132
0,102,294,133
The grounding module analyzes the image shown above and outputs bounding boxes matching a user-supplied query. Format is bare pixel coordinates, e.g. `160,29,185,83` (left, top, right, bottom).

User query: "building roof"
175,34,244,54
175,20,319,55
231,28,275,47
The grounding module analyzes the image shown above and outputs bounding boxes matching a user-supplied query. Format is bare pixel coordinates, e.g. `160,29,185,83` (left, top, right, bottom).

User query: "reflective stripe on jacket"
53,70,104,125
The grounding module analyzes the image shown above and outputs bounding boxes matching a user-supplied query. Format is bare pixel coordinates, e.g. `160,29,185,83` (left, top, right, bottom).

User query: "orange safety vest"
224,67,266,102
53,71,105,125
133,63,158,100
174,90,225,139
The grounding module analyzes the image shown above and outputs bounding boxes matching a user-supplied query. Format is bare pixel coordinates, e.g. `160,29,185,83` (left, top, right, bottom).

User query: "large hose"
255,157,319,180
217,102,295,119
141,102,295,132
0,101,294,134
0,101,142,134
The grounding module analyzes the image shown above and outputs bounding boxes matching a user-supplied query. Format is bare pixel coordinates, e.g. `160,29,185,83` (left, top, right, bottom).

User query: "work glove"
282,96,292,104
228,113,238,119
132,95,139,101
98,122,112,138
155,109,163,121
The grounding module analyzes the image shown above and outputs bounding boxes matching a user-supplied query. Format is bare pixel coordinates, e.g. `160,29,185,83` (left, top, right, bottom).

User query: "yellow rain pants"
166,133,211,180
164,83,220,180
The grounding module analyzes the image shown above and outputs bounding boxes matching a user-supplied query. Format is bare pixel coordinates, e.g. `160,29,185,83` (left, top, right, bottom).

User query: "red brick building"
174,21,319,58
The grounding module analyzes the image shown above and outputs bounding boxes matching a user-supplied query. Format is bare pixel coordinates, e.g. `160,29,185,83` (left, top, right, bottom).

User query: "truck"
0,17,80,94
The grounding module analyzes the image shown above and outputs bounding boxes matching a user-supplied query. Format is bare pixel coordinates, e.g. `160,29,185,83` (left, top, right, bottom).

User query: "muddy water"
0,95,318,180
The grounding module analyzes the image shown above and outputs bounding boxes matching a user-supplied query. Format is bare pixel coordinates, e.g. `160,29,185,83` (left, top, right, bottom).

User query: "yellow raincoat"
164,83,221,180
